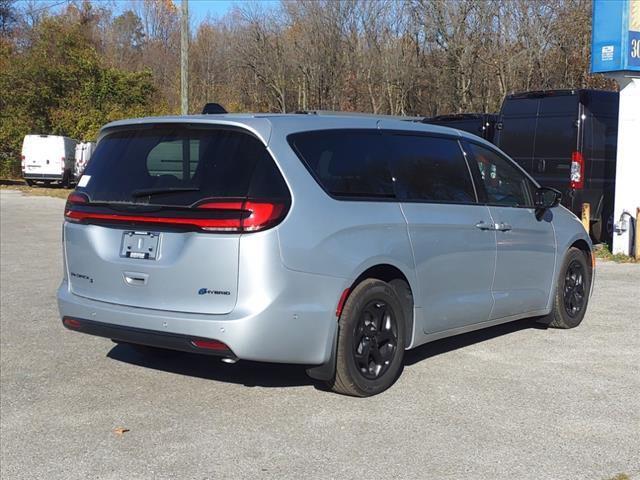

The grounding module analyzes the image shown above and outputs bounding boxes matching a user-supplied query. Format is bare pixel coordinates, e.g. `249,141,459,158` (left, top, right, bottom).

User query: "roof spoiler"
202,103,227,114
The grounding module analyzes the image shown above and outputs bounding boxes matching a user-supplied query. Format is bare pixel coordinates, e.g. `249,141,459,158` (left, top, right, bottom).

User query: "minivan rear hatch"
64,123,289,314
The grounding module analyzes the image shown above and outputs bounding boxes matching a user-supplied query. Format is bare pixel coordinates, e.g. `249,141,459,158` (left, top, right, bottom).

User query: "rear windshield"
78,125,289,206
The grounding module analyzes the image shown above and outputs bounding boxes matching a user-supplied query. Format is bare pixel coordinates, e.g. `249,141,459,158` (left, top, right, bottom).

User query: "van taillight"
197,200,286,232
570,151,584,190
64,197,287,233
21,155,25,169
66,192,89,205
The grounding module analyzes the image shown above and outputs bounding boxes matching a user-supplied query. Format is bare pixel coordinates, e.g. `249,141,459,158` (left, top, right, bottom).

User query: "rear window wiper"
131,187,200,198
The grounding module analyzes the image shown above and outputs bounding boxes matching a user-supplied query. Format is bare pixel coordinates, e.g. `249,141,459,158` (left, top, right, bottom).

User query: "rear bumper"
23,173,63,180
62,316,236,358
57,271,343,365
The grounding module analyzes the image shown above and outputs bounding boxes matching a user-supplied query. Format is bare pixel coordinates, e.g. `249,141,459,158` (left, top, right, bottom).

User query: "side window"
288,130,394,198
469,143,533,207
390,135,476,203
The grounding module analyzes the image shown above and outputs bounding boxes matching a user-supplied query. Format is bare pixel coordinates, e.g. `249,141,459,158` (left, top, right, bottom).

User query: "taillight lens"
21,155,25,168
570,151,584,190
64,197,288,233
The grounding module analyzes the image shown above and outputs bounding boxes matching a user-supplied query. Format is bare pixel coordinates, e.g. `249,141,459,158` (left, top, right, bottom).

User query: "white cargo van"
21,134,77,187
74,141,95,180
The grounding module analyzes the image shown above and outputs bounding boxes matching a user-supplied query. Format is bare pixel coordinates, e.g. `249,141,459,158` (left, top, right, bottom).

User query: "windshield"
77,125,287,206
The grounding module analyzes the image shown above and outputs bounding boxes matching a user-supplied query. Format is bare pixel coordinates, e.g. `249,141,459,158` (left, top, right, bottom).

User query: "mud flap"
305,325,338,382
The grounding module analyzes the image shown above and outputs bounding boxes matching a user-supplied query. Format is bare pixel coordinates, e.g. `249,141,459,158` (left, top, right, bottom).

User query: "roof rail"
294,110,424,122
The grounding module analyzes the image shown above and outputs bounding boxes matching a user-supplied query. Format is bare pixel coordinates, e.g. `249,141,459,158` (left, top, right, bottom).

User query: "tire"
24,179,34,187
330,279,406,397
61,170,72,189
540,247,591,329
590,210,612,245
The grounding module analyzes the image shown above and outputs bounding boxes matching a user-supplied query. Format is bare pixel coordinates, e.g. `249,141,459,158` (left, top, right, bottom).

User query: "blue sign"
591,0,640,74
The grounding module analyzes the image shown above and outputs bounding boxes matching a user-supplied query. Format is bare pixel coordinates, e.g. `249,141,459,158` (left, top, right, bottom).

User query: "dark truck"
494,89,619,243
422,113,498,142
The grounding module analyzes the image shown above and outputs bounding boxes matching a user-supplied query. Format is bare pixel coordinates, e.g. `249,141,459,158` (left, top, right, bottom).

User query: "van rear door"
64,124,290,315
22,135,65,178
495,97,537,173
530,94,579,192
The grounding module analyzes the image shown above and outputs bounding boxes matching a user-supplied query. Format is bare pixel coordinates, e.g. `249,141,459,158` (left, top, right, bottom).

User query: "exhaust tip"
221,357,237,364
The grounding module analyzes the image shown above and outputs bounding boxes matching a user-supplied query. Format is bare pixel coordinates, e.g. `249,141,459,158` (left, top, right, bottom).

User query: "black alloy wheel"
539,246,591,329
563,260,586,318
330,278,406,397
353,300,398,380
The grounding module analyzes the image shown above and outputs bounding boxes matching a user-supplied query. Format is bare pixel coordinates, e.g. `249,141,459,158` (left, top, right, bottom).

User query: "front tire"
540,247,591,329
330,279,405,397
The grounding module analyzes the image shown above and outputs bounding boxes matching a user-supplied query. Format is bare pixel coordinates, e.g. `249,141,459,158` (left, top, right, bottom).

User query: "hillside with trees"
0,0,614,177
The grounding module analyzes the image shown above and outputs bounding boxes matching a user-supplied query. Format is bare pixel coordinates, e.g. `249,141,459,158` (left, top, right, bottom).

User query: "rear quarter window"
288,130,394,199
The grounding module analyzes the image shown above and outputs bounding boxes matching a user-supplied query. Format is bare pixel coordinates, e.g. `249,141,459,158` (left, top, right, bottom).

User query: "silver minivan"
58,113,594,396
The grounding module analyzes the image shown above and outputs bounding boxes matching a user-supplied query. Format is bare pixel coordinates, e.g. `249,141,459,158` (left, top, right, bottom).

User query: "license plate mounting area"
120,231,160,260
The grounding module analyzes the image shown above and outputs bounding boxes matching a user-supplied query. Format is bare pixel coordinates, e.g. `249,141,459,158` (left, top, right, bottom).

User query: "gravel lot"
1,189,639,480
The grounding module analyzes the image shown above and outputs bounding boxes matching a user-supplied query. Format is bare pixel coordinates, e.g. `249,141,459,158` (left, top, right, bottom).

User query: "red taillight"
62,317,82,329
67,192,89,204
65,198,287,233
336,288,351,317
570,151,584,190
190,339,229,350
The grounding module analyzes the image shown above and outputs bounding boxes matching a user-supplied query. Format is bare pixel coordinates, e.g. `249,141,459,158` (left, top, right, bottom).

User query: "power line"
22,0,69,15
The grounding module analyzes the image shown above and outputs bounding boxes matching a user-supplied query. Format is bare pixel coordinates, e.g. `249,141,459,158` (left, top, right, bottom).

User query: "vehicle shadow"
107,343,313,388
106,317,547,389
403,317,546,366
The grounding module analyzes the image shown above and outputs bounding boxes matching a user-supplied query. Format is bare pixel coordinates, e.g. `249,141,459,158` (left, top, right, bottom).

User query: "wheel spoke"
370,343,383,365
354,341,371,369
373,303,386,331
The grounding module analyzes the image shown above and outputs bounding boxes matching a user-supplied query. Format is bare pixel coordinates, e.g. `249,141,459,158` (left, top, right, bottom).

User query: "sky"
178,0,280,24
18,0,281,26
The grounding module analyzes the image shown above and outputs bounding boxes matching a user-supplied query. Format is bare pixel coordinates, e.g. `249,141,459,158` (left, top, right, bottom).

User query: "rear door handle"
475,221,495,231
497,223,512,232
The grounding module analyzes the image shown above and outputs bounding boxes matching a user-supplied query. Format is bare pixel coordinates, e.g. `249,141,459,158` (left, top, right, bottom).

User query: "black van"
422,113,498,142
494,89,618,243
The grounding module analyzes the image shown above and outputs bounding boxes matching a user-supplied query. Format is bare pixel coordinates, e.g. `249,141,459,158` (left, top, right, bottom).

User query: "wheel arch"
348,263,416,347
570,238,594,276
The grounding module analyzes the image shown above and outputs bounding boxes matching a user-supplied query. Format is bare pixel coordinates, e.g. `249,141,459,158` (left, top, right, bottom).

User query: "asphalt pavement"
1,189,639,480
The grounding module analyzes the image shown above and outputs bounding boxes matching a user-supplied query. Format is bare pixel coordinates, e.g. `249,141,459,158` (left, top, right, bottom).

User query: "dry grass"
604,474,631,480
594,244,638,264
1,179,71,200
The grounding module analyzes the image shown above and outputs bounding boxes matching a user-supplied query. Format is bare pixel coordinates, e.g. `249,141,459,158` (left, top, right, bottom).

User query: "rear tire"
329,279,405,397
539,247,591,329
61,170,72,189
590,210,612,245
24,179,34,187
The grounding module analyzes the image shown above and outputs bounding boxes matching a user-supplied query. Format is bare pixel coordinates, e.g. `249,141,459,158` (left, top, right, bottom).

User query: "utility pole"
180,0,189,115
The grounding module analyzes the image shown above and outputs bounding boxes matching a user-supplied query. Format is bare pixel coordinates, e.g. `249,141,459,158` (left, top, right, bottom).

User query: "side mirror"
534,186,562,210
